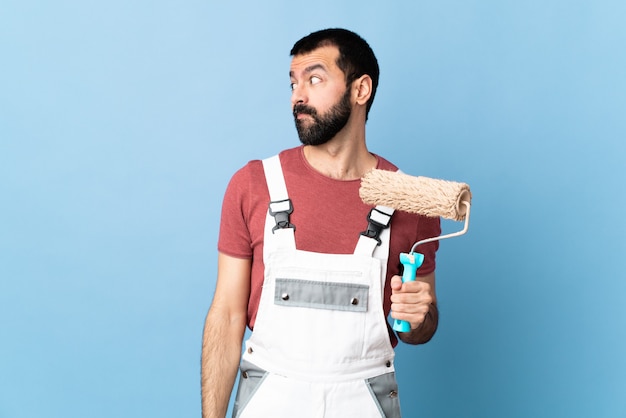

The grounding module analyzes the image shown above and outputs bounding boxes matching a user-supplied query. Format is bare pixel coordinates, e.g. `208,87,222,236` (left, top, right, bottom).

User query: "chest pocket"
274,278,369,312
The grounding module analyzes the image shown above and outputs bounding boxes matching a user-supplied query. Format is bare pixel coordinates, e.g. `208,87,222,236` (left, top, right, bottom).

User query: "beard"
293,88,352,146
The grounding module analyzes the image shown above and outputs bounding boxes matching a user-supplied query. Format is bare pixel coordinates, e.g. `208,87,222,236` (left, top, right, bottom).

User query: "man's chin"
295,118,315,130
298,134,333,147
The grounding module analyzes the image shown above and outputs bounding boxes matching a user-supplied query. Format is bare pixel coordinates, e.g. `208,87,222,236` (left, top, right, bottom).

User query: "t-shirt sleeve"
217,163,258,259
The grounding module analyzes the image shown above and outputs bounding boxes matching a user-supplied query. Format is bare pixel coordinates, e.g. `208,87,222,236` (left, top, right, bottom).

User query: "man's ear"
354,75,373,105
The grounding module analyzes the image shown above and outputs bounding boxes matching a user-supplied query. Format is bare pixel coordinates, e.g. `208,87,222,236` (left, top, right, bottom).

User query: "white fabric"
239,374,388,418
262,155,289,202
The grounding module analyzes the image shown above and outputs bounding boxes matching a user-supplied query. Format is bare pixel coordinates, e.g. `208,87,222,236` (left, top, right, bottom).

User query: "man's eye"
290,82,297,91
310,76,321,85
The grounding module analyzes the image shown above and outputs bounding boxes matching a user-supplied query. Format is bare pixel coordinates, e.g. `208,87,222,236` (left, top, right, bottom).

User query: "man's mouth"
293,105,315,120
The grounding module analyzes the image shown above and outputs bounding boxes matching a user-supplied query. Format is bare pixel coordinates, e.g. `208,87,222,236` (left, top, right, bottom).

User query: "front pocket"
274,278,369,312
232,360,268,418
365,372,402,418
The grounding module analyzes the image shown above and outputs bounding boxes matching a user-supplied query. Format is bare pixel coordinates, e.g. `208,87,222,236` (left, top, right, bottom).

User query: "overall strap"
263,155,289,204
354,168,402,258
262,155,296,252
354,169,401,288
354,205,395,257
354,204,394,296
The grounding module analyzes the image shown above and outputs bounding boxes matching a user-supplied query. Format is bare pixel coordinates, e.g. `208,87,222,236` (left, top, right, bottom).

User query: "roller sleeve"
359,169,471,221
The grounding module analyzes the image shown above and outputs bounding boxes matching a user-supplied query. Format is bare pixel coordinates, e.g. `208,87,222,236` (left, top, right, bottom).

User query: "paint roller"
359,169,472,333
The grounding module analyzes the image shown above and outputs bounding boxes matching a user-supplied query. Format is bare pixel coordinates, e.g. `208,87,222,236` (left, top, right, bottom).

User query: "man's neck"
303,129,377,181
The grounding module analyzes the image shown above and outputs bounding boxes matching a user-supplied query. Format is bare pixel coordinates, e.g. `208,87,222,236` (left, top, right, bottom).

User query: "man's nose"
291,84,308,107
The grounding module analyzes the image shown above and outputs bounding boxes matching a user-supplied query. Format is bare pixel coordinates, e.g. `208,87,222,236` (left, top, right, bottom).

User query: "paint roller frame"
409,198,470,254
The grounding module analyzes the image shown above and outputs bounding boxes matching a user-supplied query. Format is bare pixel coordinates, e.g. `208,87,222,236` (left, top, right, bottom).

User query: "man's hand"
389,272,439,344
390,275,433,329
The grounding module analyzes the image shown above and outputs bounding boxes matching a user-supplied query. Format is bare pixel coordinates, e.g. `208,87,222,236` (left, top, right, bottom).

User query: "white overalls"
232,155,402,418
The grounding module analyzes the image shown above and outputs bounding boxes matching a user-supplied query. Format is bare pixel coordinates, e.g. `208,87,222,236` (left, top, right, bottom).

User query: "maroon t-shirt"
218,146,440,346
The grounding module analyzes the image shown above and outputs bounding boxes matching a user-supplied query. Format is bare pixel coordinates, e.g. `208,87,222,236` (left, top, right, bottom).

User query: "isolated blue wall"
1,1,625,417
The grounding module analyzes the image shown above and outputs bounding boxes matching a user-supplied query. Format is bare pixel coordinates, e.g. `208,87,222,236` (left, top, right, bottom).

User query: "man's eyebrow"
289,63,327,78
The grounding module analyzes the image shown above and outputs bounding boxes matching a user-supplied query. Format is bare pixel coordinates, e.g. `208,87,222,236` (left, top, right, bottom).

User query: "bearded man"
201,28,441,418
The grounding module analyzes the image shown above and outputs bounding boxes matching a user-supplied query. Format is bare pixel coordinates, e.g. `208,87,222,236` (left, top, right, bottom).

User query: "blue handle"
393,252,425,333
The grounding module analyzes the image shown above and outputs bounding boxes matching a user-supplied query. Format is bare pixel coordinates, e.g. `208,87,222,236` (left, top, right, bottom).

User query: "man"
201,28,440,418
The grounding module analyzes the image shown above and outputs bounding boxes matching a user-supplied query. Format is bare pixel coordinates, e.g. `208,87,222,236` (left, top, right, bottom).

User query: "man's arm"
389,271,438,345
201,253,251,418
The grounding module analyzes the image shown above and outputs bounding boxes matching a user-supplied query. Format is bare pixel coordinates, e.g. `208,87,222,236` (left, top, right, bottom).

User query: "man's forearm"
201,310,245,418
398,302,438,345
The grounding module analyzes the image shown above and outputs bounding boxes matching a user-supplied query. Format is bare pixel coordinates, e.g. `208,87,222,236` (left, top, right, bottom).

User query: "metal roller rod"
410,201,471,254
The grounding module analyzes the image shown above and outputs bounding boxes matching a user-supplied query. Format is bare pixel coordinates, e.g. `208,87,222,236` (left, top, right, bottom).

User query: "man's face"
289,46,352,146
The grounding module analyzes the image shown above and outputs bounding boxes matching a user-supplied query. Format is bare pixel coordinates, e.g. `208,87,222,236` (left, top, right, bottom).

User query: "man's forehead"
289,45,340,75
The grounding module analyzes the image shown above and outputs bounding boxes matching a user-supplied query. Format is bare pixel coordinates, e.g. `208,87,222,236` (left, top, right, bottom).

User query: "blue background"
1,1,625,417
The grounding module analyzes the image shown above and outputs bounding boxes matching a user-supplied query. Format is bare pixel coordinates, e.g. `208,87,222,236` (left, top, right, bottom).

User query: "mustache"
293,103,317,117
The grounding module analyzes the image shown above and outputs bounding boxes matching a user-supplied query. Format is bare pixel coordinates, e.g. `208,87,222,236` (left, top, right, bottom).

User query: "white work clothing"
232,155,402,418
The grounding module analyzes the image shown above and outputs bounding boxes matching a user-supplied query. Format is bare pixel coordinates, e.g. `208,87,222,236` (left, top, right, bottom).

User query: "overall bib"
232,155,402,418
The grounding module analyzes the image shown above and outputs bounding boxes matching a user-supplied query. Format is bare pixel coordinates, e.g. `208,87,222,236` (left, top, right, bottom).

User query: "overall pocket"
232,360,268,418
365,372,402,418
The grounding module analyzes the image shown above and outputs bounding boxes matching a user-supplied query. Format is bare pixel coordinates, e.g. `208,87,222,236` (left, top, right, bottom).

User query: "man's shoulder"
242,146,301,167
276,146,302,162
374,154,399,172
229,146,301,185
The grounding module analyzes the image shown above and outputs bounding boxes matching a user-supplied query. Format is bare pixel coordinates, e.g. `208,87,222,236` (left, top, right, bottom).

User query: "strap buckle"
360,207,393,246
269,199,295,233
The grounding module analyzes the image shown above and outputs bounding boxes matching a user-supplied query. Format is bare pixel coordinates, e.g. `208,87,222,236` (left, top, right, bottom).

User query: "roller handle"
393,252,425,333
